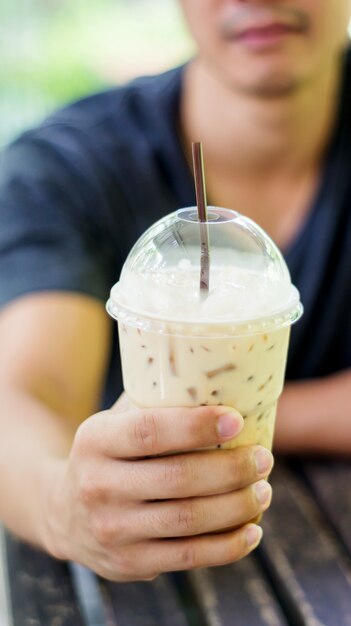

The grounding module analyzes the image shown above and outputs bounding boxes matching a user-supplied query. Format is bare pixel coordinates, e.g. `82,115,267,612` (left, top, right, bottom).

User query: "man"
0,1,350,581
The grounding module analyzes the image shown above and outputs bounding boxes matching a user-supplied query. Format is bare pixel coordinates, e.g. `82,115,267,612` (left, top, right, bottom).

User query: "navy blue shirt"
1,57,351,408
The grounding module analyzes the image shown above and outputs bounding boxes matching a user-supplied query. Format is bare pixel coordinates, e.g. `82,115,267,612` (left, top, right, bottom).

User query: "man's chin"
230,74,301,99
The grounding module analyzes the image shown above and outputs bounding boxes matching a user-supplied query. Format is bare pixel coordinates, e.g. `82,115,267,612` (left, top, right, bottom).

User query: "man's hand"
45,405,273,581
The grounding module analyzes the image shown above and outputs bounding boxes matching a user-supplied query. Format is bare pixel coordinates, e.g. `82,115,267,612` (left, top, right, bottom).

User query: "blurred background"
0,0,193,148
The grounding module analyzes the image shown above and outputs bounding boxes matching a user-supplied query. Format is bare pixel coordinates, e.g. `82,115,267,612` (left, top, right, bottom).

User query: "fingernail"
254,480,272,506
217,413,243,439
246,524,263,548
254,448,273,475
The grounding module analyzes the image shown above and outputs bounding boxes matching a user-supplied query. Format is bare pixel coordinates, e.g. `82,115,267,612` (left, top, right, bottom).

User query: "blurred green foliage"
1,0,192,145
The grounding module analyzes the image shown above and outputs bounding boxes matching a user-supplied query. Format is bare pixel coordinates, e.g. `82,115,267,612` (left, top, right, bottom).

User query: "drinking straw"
192,141,210,293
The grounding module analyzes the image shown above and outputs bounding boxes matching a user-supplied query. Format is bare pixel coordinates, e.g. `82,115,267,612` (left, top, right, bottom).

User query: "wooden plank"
187,555,289,626
104,574,189,626
300,459,351,555
69,563,111,626
4,532,85,626
259,461,351,626
0,527,12,626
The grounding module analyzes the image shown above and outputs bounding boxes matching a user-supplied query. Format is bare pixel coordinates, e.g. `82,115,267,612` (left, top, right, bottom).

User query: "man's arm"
0,292,112,544
274,369,351,454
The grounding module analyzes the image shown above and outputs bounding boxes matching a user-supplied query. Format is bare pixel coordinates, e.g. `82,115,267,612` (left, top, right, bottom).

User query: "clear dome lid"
107,207,303,335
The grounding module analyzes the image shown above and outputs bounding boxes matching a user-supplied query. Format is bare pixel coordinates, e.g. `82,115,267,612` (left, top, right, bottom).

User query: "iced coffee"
107,207,302,452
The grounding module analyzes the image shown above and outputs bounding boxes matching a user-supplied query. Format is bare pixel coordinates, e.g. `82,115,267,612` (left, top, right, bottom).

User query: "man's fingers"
79,405,244,458
155,523,263,572
121,524,263,579
136,481,271,538
113,446,273,500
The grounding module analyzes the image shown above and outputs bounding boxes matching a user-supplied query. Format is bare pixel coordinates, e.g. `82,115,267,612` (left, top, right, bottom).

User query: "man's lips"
220,8,309,49
234,23,303,47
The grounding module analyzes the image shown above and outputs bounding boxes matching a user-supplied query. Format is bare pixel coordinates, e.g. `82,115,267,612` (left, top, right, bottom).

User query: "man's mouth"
220,8,309,50
233,23,304,48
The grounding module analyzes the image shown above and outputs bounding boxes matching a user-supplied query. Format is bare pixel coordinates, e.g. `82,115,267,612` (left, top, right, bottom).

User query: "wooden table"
1,458,351,626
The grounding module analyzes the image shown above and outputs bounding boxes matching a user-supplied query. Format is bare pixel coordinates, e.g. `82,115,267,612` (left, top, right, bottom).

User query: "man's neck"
180,55,343,178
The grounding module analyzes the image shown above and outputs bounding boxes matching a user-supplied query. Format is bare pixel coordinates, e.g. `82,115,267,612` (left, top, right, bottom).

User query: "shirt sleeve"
0,124,119,308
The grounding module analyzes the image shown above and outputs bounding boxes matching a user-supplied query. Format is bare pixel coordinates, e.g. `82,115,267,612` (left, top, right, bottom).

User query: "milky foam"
114,260,300,324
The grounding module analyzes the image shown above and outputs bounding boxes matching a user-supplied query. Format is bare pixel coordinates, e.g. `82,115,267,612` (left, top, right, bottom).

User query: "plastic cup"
106,207,302,451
